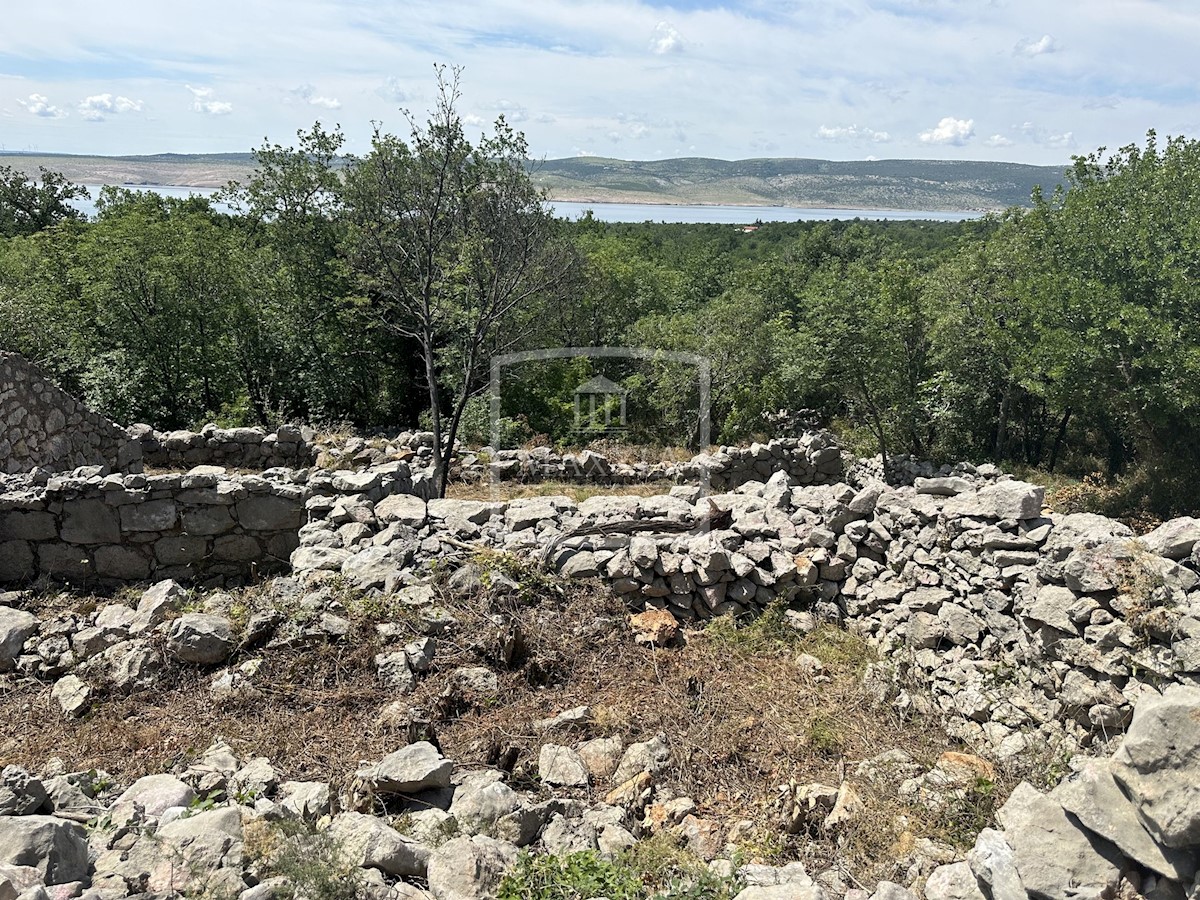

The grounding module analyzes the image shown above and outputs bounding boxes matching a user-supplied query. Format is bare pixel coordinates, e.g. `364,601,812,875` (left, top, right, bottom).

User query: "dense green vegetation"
2,115,1198,514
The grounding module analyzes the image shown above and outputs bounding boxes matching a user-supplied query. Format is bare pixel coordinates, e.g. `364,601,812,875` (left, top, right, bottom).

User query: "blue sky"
2,0,1197,165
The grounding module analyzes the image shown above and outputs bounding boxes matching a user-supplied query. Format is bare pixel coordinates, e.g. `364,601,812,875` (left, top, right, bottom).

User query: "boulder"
0,816,88,885
1052,758,1195,882
448,774,521,834
1111,685,1200,849
1139,517,1200,561
375,494,428,527
131,580,187,633
110,773,195,822
945,481,1044,521
0,767,48,816
357,742,453,795
924,862,987,900
537,745,590,788
166,613,235,665
967,829,1024,900
995,782,1125,900
425,835,517,900
328,811,429,877
0,607,38,672
50,676,90,717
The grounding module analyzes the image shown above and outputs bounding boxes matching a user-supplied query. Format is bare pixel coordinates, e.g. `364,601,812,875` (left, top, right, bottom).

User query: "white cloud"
187,85,233,115
1018,121,1076,148
377,76,409,103
78,93,143,122
463,113,485,126
290,84,341,109
1015,34,1059,56
919,116,975,145
816,124,890,142
17,93,67,118
496,99,528,122
985,133,1014,147
651,21,683,54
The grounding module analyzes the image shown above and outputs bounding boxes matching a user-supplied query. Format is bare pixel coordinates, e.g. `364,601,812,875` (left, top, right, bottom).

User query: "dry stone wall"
0,461,417,588
336,429,845,490
482,433,844,490
290,467,1200,764
0,352,142,475
131,423,316,470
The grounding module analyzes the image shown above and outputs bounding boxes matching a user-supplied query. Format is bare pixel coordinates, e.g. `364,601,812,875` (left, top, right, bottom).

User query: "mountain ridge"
1,150,1067,210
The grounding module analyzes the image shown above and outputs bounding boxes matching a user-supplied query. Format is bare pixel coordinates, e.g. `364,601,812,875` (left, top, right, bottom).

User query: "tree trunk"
1047,407,1071,473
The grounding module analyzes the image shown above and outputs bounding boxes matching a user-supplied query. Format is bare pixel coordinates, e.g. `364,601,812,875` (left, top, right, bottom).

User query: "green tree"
342,66,578,495
224,124,406,425
0,165,87,237
1026,131,1200,479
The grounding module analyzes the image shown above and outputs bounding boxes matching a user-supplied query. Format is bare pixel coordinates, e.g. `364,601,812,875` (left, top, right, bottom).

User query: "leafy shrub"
497,850,643,900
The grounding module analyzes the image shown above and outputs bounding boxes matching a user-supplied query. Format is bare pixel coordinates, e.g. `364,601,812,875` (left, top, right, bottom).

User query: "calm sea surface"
73,184,984,224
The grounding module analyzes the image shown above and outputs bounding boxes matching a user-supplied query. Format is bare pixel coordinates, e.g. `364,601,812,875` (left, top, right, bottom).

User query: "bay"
71,184,984,224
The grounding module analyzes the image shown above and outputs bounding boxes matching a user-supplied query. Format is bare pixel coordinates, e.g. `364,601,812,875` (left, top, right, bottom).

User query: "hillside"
1,151,1066,210
530,156,1067,210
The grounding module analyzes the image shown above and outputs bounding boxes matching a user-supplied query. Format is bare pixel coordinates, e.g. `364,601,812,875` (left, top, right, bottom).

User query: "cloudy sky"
1,0,1196,165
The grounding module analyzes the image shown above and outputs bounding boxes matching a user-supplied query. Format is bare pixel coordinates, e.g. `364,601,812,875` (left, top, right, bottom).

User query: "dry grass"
0,569,1020,885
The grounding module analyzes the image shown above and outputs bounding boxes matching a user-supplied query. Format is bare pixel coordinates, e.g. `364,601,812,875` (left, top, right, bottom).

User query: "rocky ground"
4,446,1200,899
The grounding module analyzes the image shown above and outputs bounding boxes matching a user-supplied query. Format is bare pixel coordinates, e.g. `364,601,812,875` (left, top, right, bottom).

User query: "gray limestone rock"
0,607,37,672
1112,685,1200,850
967,828,1025,900
995,782,1125,900
1052,758,1195,882
425,835,518,900
329,811,429,877
449,773,521,835
0,768,48,816
166,613,235,665
358,742,453,795
0,816,88,885
925,862,987,900
537,745,590,788
1140,517,1200,561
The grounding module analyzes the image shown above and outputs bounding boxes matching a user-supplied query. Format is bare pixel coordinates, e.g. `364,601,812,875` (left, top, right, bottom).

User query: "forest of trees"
2,94,1199,515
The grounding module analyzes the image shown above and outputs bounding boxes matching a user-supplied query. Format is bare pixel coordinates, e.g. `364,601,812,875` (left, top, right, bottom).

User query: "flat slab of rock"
944,481,1044,521
357,742,453,795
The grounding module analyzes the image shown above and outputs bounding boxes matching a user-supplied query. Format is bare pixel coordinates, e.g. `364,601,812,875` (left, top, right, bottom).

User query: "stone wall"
290,468,1200,763
0,352,142,475
132,424,316,470
483,433,843,490
0,462,419,588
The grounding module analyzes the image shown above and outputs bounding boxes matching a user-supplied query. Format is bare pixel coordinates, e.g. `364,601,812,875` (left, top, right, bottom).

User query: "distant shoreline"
5,151,1042,213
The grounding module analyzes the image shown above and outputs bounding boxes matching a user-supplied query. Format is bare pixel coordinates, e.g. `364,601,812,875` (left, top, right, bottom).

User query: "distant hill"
1,151,1067,211
530,156,1068,210
0,152,260,189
